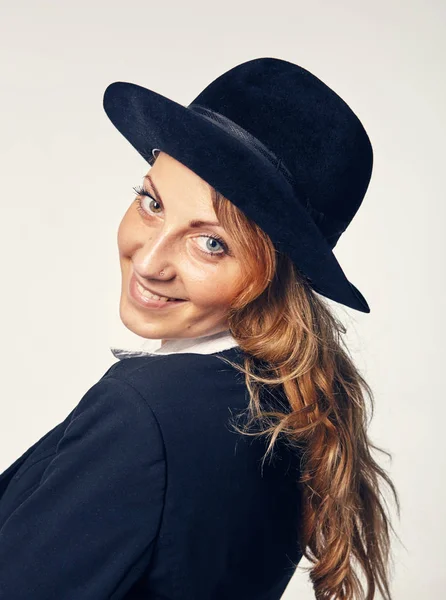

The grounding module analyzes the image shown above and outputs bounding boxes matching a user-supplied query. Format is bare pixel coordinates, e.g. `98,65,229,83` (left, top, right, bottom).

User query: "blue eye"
196,235,227,256
132,185,230,258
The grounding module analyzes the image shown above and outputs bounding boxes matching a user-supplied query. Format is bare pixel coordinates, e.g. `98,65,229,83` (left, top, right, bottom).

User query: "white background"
0,1,444,597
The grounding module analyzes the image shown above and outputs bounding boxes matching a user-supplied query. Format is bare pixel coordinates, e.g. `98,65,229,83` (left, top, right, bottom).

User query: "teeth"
136,281,173,302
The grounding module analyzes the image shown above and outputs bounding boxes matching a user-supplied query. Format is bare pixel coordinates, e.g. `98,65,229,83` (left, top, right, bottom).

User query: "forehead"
144,152,219,215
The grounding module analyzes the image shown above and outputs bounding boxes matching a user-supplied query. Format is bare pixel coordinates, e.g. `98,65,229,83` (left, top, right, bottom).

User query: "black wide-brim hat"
103,57,372,313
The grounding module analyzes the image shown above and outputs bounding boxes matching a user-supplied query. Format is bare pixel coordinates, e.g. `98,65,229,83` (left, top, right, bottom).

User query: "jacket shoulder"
105,349,247,409
0,374,167,599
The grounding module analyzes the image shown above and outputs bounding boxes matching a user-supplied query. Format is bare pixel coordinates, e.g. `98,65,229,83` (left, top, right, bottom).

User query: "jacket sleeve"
0,375,166,600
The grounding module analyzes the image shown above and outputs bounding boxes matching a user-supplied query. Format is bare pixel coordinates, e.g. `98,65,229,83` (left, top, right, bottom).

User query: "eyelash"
132,185,229,257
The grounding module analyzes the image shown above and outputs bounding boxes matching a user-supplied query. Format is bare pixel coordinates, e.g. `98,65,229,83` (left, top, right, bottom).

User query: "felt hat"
103,57,373,313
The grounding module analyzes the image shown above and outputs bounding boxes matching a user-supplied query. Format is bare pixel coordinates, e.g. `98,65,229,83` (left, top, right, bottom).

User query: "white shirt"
109,329,239,361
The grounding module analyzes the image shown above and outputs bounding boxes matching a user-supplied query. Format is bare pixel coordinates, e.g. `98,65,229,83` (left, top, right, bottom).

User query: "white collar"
109,328,239,361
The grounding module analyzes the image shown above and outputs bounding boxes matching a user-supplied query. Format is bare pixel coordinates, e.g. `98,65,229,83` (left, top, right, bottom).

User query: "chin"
119,297,185,337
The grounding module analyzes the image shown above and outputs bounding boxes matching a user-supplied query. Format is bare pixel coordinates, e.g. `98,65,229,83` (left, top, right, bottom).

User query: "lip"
134,277,184,300
129,272,188,310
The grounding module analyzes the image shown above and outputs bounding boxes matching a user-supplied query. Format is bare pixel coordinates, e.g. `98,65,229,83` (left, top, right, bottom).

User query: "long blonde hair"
210,184,400,599
148,150,400,598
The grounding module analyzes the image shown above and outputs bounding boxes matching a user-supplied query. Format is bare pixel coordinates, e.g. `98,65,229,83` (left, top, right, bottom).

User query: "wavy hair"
150,151,401,599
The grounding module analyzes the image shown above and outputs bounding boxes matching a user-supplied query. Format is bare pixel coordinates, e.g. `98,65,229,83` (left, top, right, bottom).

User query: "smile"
135,281,179,302
129,273,187,310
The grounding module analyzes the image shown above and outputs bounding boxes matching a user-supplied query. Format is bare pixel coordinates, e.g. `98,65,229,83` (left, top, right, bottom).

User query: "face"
117,151,244,345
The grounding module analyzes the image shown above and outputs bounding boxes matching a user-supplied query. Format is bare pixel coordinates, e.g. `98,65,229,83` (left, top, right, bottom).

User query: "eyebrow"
143,174,221,228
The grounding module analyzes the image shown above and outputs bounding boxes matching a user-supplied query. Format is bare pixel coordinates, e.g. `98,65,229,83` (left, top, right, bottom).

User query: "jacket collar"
109,328,239,361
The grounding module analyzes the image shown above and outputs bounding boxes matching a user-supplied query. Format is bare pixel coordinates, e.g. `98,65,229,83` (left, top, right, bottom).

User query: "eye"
195,234,227,256
132,186,162,215
132,185,230,258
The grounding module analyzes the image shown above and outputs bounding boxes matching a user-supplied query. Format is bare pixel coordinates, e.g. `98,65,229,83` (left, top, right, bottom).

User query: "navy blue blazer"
0,346,303,599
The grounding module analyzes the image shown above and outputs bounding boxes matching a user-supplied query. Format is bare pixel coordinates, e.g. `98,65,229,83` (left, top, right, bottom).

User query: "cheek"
187,267,244,307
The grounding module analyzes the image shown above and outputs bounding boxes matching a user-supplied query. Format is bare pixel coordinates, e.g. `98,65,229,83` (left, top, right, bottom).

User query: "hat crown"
189,57,373,248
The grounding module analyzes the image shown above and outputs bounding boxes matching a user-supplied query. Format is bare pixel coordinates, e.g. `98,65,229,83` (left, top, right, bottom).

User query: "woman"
0,57,399,599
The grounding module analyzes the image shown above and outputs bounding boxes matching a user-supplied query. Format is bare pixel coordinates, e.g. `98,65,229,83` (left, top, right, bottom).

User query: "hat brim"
103,81,369,313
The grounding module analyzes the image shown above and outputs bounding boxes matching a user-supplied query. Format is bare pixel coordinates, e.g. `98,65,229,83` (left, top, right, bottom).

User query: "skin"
117,151,244,347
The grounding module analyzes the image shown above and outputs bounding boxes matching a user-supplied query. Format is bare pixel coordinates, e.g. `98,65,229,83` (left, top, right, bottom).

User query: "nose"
133,224,180,284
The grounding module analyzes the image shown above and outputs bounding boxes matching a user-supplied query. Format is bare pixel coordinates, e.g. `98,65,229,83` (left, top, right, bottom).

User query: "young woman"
0,57,399,599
